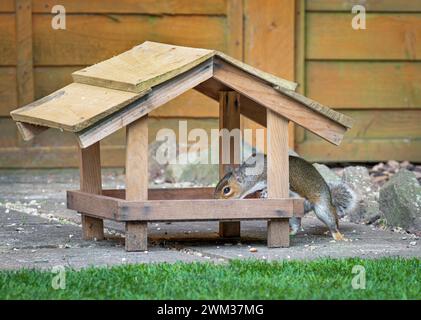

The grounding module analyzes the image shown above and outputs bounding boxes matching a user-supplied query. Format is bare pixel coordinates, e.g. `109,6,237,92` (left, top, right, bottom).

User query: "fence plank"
227,0,243,59
297,139,421,162
307,13,421,60
244,0,295,147
307,0,421,12
303,110,421,141
16,0,34,107
0,14,16,65
0,67,18,115
0,1,15,12
33,15,226,65
307,62,421,109
33,0,227,14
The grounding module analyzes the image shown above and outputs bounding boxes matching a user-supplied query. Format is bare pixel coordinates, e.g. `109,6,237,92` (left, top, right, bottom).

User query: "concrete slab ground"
0,169,419,270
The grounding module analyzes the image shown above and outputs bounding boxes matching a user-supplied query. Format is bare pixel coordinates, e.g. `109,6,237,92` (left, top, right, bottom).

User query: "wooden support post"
219,91,241,238
78,142,104,240
16,0,34,107
125,115,148,251
267,110,290,247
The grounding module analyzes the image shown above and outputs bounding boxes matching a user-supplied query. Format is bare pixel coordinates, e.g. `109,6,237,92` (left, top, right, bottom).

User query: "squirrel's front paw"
332,232,348,241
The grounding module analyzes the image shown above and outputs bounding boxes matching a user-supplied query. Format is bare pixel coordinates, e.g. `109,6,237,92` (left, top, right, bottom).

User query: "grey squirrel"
214,152,358,241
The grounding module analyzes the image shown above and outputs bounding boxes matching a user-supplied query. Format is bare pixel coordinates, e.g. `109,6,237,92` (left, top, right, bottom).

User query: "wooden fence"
295,0,421,162
0,0,420,167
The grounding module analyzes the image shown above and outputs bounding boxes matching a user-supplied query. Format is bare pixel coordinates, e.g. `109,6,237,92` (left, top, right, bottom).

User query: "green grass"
0,258,420,299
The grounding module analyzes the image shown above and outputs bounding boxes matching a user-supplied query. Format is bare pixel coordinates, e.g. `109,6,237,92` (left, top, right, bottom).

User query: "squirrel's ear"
233,167,245,183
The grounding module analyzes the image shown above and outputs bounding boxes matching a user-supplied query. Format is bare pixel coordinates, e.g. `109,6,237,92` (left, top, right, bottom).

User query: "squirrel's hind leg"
289,217,302,235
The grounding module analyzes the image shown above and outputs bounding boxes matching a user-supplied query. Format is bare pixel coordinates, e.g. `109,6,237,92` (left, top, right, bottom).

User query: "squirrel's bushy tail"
328,183,358,218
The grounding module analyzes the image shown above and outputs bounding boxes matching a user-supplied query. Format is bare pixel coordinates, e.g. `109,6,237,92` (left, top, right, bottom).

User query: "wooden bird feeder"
10,41,353,251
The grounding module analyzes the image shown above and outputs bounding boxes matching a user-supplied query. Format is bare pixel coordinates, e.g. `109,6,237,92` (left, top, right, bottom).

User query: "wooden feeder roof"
10,41,353,148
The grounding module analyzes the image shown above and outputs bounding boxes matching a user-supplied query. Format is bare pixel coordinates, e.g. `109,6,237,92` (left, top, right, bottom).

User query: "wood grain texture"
295,0,305,95
34,66,83,99
307,0,421,12
120,199,295,221
103,187,216,200
219,91,241,238
11,83,144,132
0,118,18,148
76,60,213,148
304,110,421,140
67,191,119,221
227,0,243,60
125,116,148,201
0,14,16,65
71,40,296,94
195,77,267,126
213,58,349,145
33,15,227,66
32,0,227,14
307,61,421,109
67,190,298,222
15,0,34,107
0,1,15,12
243,0,296,147
73,42,214,93
244,0,295,81
307,13,421,60
34,66,218,118
295,0,306,148
150,90,218,118
0,67,18,116
219,91,241,175
78,143,104,240
125,115,148,251
297,139,421,163
267,112,289,197
267,110,290,247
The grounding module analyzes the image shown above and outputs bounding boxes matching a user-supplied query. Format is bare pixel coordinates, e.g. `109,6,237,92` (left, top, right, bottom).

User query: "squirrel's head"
214,153,267,199
214,170,243,199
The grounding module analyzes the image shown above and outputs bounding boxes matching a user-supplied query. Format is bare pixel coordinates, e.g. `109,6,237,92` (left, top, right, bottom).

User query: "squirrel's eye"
223,186,231,195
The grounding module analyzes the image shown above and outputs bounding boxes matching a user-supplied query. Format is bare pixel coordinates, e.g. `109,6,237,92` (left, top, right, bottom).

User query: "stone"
313,163,342,185
379,169,421,232
342,166,380,223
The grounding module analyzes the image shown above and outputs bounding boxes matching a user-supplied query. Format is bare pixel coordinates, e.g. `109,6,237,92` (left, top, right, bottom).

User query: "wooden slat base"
68,190,303,222
67,189,304,248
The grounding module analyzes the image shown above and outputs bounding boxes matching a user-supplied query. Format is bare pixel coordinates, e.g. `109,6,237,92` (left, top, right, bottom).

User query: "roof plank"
72,41,298,93
76,59,213,148
72,41,214,93
10,83,146,131
10,41,352,147
213,58,348,145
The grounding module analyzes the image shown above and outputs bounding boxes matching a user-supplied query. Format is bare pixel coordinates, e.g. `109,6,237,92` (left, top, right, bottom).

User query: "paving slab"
0,169,419,270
